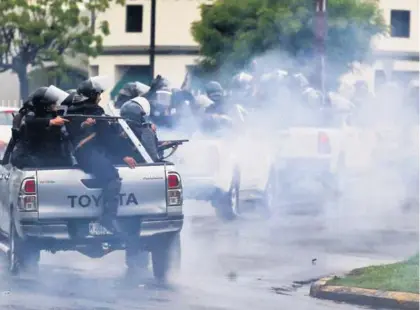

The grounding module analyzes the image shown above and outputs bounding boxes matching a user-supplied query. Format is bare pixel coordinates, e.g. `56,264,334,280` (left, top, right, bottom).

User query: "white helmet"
130,96,151,116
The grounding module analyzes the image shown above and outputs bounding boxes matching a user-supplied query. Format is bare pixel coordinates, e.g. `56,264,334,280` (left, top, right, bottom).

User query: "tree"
191,0,387,88
0,0,124,100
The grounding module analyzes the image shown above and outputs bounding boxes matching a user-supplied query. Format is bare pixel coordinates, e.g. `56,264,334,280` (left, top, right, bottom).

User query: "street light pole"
314,0,327,105
149,0,157,80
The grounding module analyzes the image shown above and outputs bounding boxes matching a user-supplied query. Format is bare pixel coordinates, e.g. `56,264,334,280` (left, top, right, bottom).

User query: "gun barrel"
65,114,122,120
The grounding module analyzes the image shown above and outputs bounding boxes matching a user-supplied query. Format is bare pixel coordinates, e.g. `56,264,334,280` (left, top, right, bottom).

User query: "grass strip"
327,253,419,294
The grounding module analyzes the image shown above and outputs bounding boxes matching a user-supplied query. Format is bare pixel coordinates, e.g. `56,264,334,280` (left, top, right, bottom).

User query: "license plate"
89,222,113,236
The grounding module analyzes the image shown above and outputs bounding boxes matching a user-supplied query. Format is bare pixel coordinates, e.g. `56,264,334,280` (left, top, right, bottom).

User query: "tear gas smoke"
161,50,419,239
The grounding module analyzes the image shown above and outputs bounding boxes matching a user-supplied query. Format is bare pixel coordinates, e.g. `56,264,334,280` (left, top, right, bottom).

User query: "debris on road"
226,271,237,282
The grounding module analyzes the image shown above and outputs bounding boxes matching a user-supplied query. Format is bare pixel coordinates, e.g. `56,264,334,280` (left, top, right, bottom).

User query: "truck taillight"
167,172,182,207
23,179,36,194
168,174,180,189
318,132,331,154
18,178,37,211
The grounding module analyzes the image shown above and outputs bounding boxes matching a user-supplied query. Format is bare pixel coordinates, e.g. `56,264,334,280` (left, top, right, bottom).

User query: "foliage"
191,0,387,87
0,0,124,99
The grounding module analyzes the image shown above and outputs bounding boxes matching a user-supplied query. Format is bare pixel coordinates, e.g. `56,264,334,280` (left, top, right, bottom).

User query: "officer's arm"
25,113,51,130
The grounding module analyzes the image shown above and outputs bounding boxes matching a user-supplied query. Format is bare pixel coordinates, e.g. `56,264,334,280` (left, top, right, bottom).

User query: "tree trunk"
17,68,29,104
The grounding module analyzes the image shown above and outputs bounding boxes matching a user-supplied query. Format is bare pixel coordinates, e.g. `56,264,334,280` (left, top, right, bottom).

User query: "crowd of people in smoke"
113,63,419,135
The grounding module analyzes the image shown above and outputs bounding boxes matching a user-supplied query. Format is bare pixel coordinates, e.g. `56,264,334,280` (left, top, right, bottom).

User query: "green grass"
327,253,419,294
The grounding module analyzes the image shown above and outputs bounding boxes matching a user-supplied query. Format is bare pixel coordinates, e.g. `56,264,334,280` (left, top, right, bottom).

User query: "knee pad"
110,177,122,191
104,178,122,196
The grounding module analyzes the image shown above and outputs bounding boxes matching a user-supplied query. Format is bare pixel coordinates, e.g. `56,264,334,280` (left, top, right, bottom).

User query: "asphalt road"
0,199,417,310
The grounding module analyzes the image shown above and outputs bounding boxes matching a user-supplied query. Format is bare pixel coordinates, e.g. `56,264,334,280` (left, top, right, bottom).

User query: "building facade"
89,0,211,98
343,0,419,90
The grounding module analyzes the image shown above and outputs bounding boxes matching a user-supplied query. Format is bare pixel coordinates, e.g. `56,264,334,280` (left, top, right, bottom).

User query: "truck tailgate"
35,165,168,220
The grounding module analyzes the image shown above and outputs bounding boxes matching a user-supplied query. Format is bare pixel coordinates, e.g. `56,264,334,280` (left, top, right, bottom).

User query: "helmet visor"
89,75,113,93
133,82,150,95
45,85,70,105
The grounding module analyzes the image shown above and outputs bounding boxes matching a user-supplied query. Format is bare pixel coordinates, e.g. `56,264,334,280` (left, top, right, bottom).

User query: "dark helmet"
30,87,51,105
77,76,111,100
205,81,224,102
120,97,151,123
115,82,150,108
61,89,78,106
30,86,68,112
150,75,171,91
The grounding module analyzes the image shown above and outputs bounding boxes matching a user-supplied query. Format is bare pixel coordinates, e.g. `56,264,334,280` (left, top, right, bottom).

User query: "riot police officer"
202,81,239,131
12,86,70,168
229,72,255,106
204,81,228,114
119,97,160,162
66,76,137,233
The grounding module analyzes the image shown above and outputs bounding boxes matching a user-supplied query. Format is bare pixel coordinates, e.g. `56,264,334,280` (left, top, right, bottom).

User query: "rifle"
158,139,189,152
158,139,189,159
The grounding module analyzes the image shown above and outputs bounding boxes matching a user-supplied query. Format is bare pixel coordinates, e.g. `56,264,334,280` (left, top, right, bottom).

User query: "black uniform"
11,87,68,168
119,99,160,162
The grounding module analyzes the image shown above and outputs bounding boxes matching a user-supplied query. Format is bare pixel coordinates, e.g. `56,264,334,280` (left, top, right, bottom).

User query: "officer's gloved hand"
81,118,96,128
49,116,69,127
123,156,137,169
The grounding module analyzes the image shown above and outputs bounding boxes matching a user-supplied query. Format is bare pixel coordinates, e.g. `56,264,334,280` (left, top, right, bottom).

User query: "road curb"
309,276,420,310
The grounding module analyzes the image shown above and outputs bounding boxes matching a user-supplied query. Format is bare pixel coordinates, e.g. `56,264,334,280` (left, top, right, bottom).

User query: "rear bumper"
20,215,184,241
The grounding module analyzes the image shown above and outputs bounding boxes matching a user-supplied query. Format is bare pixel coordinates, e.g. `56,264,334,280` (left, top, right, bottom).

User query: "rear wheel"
214,173,240,221
261,169,278,217
125,242,150,273
8,221,40,276
151,232,181,282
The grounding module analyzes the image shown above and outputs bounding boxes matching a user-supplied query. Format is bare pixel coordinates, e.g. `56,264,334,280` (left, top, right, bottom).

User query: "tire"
8,221,40,276
151,232,181,282
214,172,240,221
125,244,150,272
261,169,277,217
